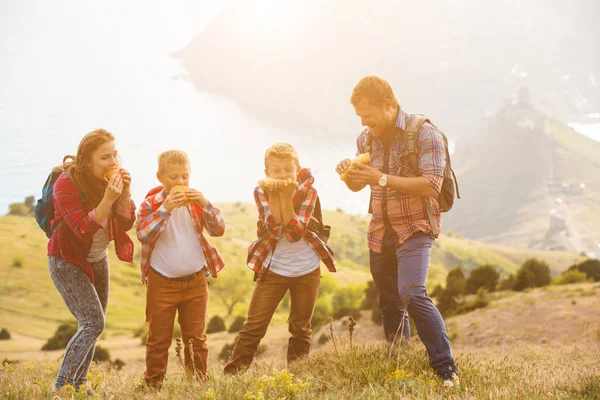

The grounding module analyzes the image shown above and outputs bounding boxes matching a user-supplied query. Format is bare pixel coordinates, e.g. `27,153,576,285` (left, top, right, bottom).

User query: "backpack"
364,114,460,234
35,167,82,238
307,196,331,244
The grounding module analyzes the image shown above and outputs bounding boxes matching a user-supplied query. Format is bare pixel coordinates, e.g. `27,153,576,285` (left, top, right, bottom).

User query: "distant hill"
0,208,583,341
444,101,600,254
177,0,599,138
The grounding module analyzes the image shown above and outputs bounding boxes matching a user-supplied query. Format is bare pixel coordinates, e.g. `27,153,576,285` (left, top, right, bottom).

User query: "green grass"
0,207,584,344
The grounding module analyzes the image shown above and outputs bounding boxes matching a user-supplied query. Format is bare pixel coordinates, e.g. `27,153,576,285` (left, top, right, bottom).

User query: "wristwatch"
378,173,388,187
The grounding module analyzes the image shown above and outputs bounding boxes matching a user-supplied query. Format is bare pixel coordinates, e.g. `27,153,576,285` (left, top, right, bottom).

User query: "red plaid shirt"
247,168,336,273
47,174,136,283
136,189,226,282
357,107,446,253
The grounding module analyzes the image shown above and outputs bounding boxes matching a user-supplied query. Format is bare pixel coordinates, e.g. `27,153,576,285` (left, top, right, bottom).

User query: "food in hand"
171,185,192,206
104,168,121,182
257,177,299,190
340,153,371,181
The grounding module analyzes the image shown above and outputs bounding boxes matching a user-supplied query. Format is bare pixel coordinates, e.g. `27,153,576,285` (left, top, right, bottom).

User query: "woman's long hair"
61,129,116,209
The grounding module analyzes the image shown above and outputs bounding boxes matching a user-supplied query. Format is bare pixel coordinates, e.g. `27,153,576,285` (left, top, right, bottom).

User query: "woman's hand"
103,173,124,204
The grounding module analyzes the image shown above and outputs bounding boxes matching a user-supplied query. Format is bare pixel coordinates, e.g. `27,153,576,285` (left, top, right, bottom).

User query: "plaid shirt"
357,107,446,253
136,189,226,282
47,173,136,283
247,168,336,273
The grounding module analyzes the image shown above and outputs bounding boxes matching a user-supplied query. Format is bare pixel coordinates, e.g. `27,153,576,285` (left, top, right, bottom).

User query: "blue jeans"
369,231,456,375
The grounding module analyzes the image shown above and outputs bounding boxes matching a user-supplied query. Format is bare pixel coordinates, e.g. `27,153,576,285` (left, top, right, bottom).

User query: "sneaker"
439,365,460,388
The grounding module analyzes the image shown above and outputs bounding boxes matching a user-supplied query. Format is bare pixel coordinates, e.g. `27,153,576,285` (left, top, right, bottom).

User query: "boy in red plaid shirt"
224,142,335,375
137,150,225,389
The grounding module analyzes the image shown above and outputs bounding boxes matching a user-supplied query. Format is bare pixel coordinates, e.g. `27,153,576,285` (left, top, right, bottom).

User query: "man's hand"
187,188,209,208
347,162,383,186
335,158,352,175
163,190,187,212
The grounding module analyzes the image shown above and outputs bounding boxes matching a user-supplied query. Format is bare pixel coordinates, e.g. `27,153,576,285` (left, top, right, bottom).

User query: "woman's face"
87,141,118,182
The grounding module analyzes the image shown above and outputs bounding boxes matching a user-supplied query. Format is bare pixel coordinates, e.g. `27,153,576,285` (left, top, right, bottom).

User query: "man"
335,75,459,387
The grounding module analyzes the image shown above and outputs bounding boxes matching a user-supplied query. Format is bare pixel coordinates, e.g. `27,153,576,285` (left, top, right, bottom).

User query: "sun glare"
238,0,304,38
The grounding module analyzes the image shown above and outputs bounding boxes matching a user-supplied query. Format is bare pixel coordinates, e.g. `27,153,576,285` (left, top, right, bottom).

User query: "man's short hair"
350,75,399,108
264,142,300,168
157,150,190,174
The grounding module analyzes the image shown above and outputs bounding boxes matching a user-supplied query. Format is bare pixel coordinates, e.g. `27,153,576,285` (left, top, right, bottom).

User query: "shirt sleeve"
418,123,446,193
201,202,226,237
52,177,103,240
136,199,171,244
283,186,317,243
114,198,137,231
254,187,283,240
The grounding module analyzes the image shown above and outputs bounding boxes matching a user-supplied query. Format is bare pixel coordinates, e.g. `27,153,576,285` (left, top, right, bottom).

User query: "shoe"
439,365,460,388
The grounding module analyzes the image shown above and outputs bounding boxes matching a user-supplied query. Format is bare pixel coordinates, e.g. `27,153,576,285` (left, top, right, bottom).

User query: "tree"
465,264,500,294
519,258,552,288
497,274,514,291
210,271,253,317
445,267,466,297
513,268,535,291
568,259,600,282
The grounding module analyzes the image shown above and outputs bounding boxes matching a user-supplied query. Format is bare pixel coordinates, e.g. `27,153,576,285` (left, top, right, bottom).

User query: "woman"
47,129,136,394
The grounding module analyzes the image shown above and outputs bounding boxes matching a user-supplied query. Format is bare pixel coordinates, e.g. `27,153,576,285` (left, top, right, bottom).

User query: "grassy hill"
0,206,584,343
1,283,598,399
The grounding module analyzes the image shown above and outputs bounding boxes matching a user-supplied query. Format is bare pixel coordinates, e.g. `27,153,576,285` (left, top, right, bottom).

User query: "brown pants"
144,268,208,387
224,267,321,374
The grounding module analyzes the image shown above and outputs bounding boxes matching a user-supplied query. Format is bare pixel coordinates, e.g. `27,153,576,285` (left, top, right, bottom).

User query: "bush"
513,268,535,292
497,274,514,291
429,284,444,299
332,285,364,311
42,322,77,350
360,280,379,310
93,345,110,362
445,266,466,297
455,288,489,315
568,259,600,282
12,256,24,268
332,308,362,321
0,328,10,340
466,264,499,294
112,358,125,370
219,342,235,362
228,316,246,333
206,315,226,334
553,270,589,285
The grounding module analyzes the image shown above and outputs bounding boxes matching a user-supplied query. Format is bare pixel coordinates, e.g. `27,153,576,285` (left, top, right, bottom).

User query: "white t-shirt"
87,227,110,262
265,237,321,277
150,206,206,278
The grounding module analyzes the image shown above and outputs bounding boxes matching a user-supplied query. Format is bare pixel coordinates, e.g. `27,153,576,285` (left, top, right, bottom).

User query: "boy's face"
265,156,298,180
157,163,190,194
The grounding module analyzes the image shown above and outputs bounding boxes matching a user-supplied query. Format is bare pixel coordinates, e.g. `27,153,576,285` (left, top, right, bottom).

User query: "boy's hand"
186,188,209,208
277,178,297,200
163,190,187,212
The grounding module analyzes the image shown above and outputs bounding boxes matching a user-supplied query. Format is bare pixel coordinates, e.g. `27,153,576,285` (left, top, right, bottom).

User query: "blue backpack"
35,168,82,238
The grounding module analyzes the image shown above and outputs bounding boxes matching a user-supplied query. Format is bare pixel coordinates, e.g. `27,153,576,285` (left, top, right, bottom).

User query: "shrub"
92,345,110,362
0,328,10,340
360,280,379,310
228,316,246,333
12,256,24,268
429,284,444,299
42,322,77,350
206,315,226,334
445,266,466,297
553,270,589,285
466,264,499,294
112,358,125,370
513,268,535,291
497,274,514,291
219,341,235,362
568,259,600,282
455,288,489,315
332,308,362,321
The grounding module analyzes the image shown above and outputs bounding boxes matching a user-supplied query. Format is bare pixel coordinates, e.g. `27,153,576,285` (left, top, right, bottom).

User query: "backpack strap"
403,114,439,235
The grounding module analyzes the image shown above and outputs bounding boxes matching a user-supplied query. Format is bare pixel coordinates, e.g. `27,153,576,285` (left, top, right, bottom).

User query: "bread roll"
171,185,192,206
